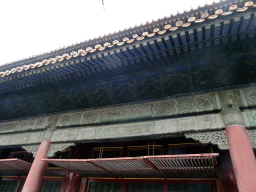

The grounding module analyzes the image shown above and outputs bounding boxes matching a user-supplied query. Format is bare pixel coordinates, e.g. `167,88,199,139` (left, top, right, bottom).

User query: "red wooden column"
78,178,87,192
66,172,82,192
60,172,82,192
60,174,70,192
225,125,256,192
22,139,51,192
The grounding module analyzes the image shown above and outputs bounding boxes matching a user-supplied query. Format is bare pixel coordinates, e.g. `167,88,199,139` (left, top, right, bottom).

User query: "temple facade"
0,0,256,191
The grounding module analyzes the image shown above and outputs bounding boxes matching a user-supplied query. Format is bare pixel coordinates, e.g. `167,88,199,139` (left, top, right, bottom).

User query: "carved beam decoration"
47,142,75,157
185,131,229,150
185,129,256,150
23,144,40,157
248,129,256,148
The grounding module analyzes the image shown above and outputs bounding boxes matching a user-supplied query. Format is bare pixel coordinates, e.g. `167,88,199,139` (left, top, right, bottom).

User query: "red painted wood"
0,158,31,174
67,172,82,192
45,153,218,179
121,182,126,192
143,158,166,178
226,125,256,192
78,177,87,192
60,174,69,192
14,180,21,192
218,152,238,192
21,139,51,192
60,172,82,192
163,181,168,192
88,161,120,178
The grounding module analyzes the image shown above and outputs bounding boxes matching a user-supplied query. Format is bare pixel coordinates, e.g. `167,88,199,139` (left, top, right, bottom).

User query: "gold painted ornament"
194,19,205,23
153,28,160,33
182,23,191,27
176,20,183,27
164,24,171,29
123,37,129,42
222,11,233,16
245,1,254,7
201,12,209,19
142,32,149,36
229,5,237,11
147,33,155,37
237,7,248,12
208,15,218,20
113,40,119,45
158,30,167,34
215,9,223,15
136,36,145,41
127,39,135,43
188,17,196,23
169,26,178,31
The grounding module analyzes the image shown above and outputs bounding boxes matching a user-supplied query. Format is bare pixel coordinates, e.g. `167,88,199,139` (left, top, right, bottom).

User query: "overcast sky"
0,0,217,66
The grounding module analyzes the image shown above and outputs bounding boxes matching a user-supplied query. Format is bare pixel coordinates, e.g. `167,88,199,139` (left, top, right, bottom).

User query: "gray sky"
0,0,217,65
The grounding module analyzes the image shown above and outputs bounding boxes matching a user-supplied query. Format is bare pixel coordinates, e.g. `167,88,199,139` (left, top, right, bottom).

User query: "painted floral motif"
154,119,178,134
154,100,177,116
96,122,153,138
248,129,256,147
100,104,152,121
177,97,194,114
17,120,30,131
61,114,71,126
194,94,213,111
0,122,18,133
34,118,47,129
196,115,217,129
179,118,195,131
71,112,83,125
51,130,68,142
82,111,100,124
245,88,256,105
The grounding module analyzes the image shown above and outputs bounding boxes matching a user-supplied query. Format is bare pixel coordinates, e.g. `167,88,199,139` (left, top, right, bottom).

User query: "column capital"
226,124,245,129
218,90,245,127
43,115,60,141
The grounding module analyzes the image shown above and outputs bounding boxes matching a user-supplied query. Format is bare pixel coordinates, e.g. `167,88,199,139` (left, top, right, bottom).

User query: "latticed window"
168,143,211,155
87,181,216,192
39,181,62,192
168,183,213,192
88,182,121,192
9,151,33,162
17,181,25,192
91,147,123,159
0,180,19,192
128,145,163,157
126,183,163,192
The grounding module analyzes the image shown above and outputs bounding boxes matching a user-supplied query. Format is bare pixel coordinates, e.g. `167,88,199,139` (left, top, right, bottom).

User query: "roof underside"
0,1,256,121
0,9,255,91
0,0,245,70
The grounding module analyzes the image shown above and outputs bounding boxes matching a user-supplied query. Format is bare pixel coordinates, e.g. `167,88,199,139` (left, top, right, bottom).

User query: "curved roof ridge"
0,0,246,70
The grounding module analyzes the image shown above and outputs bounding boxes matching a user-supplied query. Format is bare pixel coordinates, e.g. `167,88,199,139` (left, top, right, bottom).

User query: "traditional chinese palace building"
0,0,256,191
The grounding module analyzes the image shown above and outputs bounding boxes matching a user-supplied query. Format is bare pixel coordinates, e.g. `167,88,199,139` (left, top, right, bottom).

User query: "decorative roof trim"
0,1,255,77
